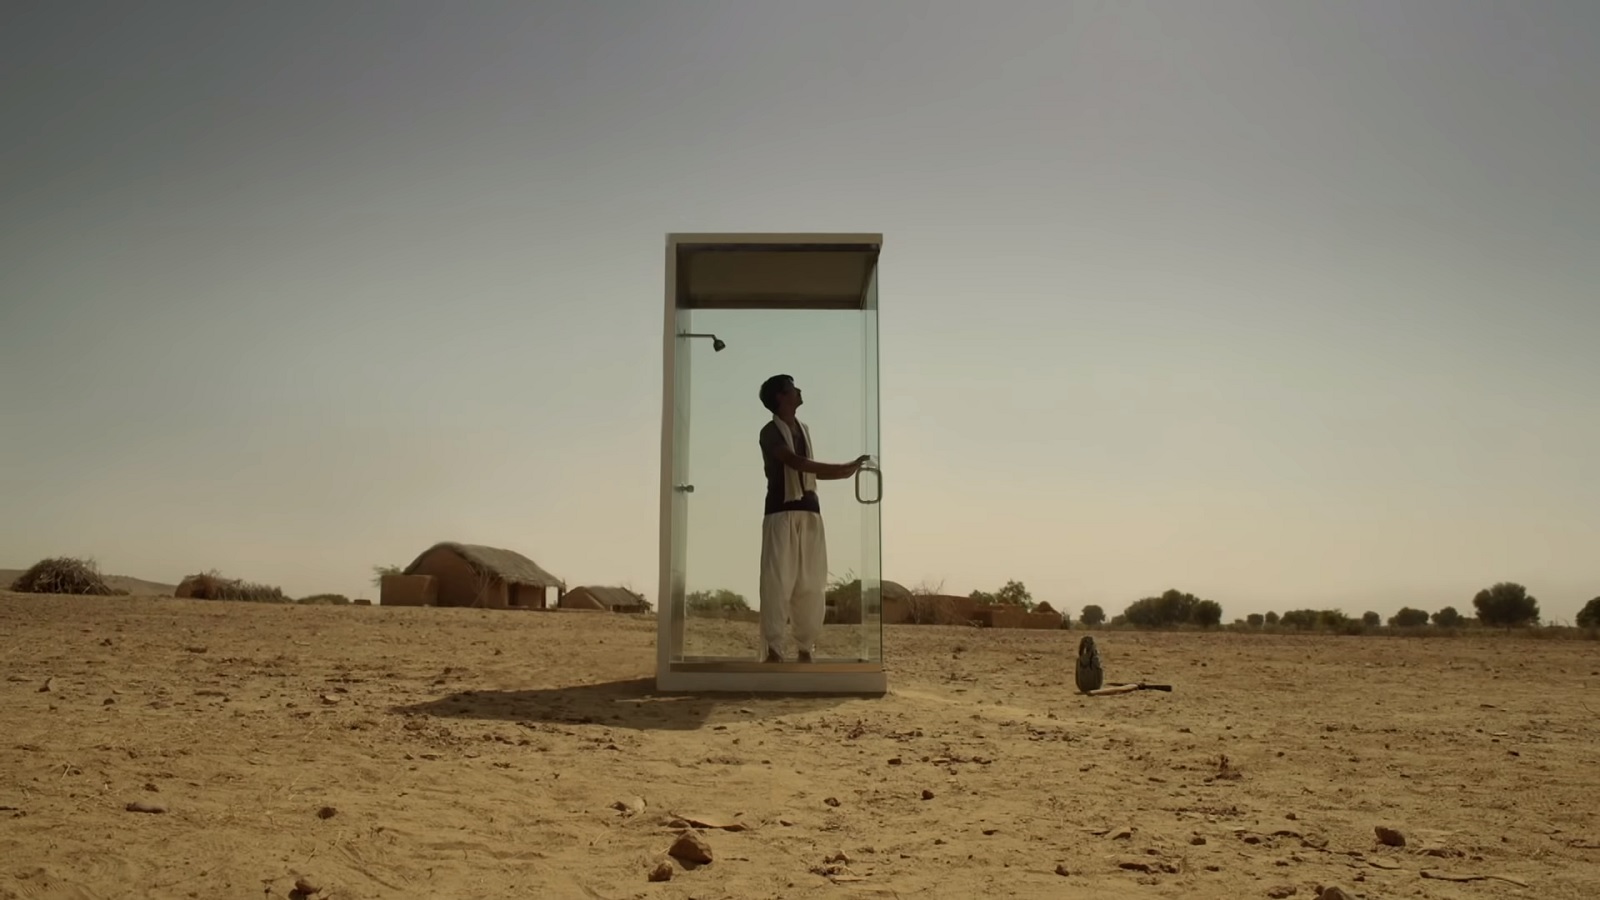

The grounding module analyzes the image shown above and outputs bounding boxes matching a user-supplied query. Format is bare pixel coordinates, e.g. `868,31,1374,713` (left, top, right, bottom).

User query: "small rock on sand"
647,860,674,882
1318,887,1354,900
1374,826,1406,847
125,801,166,814
668,831,713,865
1266,886,1297,899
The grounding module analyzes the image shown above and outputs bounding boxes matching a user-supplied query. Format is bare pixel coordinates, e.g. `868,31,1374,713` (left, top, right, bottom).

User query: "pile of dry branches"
10,557,125,595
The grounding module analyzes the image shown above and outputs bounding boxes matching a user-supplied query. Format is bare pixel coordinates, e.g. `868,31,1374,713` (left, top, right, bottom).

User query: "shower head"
681,332,727,352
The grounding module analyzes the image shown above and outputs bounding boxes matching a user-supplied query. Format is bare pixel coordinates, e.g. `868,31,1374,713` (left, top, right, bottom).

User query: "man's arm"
760,427,864,480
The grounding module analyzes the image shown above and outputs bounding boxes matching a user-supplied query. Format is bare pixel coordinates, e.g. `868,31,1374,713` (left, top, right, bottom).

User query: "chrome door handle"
854,466,881,505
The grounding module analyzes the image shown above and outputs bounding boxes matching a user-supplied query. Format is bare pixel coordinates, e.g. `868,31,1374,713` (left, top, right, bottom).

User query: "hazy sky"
3,1,1597,622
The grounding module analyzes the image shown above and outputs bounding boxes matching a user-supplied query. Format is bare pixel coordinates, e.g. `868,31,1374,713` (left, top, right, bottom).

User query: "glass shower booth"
656,234,886,694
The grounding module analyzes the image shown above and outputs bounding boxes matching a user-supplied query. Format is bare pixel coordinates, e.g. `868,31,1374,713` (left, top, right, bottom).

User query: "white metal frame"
656,233,887,695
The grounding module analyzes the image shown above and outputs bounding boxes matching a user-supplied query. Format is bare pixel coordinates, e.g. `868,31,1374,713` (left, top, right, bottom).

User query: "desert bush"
1079,604,1106,627
1362,611,1381,627
1264,611,1280,625
1246,613,1265,628
10,556,127,596
1123,589,1224,629
1575,597,1600,629
686,588,751,617
1432,606,1466,627
176,571,290,603
1388,607,1430,628
1277,609,1318,630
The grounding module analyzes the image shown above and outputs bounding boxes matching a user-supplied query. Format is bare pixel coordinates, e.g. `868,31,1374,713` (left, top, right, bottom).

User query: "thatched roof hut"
401,542,565,609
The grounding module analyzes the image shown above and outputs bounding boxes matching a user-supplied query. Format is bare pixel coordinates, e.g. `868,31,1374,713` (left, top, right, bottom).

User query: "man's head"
759,374,803,415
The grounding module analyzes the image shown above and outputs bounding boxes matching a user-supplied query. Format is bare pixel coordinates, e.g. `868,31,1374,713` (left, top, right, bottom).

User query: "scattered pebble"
125,801,166,814
824,797,841,807
610,797,646,818
921,789,934,800
1055,864,1070,876
647,860,673,882
317,806,337,819
1375,826,1406,847
1266,886,1297,898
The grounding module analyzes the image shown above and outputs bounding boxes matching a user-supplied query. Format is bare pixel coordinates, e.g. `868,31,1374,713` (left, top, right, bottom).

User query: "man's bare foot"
764,648,783,663
797,650,813,663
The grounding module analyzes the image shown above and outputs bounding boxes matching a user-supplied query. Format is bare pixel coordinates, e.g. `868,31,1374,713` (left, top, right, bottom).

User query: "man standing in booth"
756,374,871,663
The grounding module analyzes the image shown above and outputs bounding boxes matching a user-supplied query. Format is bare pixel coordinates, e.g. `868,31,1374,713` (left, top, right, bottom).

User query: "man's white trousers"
759,510,828,656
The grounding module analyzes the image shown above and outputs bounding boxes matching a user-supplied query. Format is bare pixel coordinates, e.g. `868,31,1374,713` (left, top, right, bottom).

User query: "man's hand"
826,455,873,480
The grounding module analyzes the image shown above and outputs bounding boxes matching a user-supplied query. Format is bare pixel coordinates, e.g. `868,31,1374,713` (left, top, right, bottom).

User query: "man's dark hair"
759,374,793,413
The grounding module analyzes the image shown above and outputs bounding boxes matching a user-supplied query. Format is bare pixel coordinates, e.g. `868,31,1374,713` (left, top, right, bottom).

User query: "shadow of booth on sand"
391,677,859,732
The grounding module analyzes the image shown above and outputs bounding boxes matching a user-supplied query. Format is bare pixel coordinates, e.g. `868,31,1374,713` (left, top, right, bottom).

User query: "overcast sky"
2,1,1596,621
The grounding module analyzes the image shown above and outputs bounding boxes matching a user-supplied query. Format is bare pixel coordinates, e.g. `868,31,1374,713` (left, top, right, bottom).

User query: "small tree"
371,564,402,588
1361,611,1380,627
1246,613,1264,628
1389,607,1429,628
1432,606,1465,627
970,580,1035,611
1080,604,1106,628
1577,597,1600,629
1264,611,1280,626
1473,582,1539,628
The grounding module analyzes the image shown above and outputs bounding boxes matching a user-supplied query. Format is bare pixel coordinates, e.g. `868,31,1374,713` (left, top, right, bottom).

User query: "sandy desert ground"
2,593,1597,900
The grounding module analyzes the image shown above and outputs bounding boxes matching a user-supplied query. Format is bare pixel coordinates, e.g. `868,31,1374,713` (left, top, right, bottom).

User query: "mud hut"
559,585,650,613
825,579,911,624
398,542,565,609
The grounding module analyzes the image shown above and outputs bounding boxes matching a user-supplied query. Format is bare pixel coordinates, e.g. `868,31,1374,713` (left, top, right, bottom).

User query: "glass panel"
673,305,881,665
667,307,694,659
857,266,882,664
